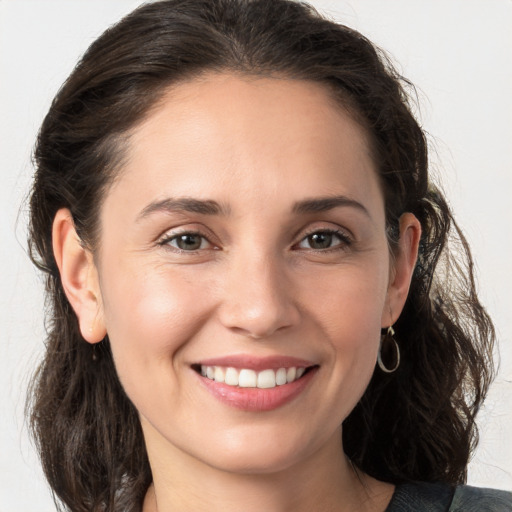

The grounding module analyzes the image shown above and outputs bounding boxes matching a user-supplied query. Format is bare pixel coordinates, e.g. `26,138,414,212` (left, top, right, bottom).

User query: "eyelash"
157,227,353,253
158,230,216,252
295,228,353,252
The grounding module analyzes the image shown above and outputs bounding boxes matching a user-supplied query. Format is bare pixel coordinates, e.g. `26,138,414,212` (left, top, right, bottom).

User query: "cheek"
308,262,388,389
306,258,389,333
99,263,214,389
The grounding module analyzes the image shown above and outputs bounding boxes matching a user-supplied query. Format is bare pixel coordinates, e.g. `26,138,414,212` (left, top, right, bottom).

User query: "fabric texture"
385,481,512,511
450,485,512,511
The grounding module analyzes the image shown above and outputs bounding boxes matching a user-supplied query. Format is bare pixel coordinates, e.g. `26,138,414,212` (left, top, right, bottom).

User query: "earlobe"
382,212,421,327
52,208,106,344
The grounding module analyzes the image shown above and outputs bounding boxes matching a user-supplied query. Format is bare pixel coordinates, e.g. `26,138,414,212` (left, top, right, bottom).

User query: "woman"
26,0,512,510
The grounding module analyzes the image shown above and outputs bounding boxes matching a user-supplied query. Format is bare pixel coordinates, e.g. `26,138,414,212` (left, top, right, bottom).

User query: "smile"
193,357,319,411
200,365,306,388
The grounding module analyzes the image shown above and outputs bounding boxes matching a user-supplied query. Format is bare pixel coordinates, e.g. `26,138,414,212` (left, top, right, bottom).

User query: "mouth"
192,364,316,389
191,357,319,411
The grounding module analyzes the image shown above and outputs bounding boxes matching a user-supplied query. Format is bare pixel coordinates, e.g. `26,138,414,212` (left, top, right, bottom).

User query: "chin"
206,449,306,476
190,426,328,476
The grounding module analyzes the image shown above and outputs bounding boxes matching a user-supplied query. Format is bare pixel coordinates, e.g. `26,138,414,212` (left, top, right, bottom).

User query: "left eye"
164,233,211,251
297,230,349,250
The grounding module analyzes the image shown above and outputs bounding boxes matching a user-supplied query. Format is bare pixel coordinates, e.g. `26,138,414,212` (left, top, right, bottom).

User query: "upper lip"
194,355,316,372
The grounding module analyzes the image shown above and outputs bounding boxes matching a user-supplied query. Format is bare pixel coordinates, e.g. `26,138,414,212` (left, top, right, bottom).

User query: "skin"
53,73,421,512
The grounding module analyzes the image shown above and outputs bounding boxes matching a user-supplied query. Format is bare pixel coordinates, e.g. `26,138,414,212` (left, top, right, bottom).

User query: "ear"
52,208,106,343
382,212,421,327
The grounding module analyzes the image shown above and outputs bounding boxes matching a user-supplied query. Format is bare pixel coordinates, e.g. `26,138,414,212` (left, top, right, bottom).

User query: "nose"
217,251,300,339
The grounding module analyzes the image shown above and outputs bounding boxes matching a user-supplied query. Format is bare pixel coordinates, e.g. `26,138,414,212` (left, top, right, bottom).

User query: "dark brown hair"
27,1,495,510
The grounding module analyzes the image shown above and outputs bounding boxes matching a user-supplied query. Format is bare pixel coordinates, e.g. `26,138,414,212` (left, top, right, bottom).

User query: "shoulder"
386,481,512,512
450,485,512,512
386,481,454,511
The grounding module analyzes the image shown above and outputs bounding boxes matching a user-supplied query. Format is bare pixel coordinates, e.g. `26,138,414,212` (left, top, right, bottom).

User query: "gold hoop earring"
377,326,400,373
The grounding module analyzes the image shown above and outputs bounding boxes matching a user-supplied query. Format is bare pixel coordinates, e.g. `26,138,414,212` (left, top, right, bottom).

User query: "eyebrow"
136,197,230,221
136,194,369,222
292,195,370,217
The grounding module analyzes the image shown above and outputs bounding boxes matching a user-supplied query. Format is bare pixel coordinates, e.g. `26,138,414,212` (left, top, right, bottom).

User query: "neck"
142,422,393,512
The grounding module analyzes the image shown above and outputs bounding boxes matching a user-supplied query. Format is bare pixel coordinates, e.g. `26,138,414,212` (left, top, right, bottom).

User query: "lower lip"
197,368,318,412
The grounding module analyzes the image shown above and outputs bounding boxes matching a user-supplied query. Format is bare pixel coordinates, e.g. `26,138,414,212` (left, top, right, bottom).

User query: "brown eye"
307,232,334,249
297,230,351,250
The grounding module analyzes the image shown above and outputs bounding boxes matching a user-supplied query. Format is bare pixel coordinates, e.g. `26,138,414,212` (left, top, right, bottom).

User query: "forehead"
129,72,373,161
105,72,382,222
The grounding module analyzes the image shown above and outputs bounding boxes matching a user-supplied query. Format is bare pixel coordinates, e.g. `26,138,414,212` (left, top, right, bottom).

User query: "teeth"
199,365,308,388
286,367,296,383
257,369,276,388
239,369,257,388
225,367,239,386
214,366,225,383
276,367,287,385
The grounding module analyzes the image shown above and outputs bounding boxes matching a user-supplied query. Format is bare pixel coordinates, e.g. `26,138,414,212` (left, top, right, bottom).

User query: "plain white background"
1,1,511,510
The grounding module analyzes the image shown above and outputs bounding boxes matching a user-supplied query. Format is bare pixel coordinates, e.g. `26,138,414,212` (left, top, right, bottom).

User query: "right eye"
159,232,214,251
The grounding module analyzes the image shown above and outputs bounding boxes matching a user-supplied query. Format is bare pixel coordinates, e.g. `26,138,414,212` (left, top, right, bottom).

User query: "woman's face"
90,73,415,474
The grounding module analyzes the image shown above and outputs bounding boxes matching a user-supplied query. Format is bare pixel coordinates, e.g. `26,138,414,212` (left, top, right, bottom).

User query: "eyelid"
157,226,219,251
294,225,354,250
155,223,353,252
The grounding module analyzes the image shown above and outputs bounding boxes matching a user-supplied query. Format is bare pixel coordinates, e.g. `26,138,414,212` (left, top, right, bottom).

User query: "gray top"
386,482,512,511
